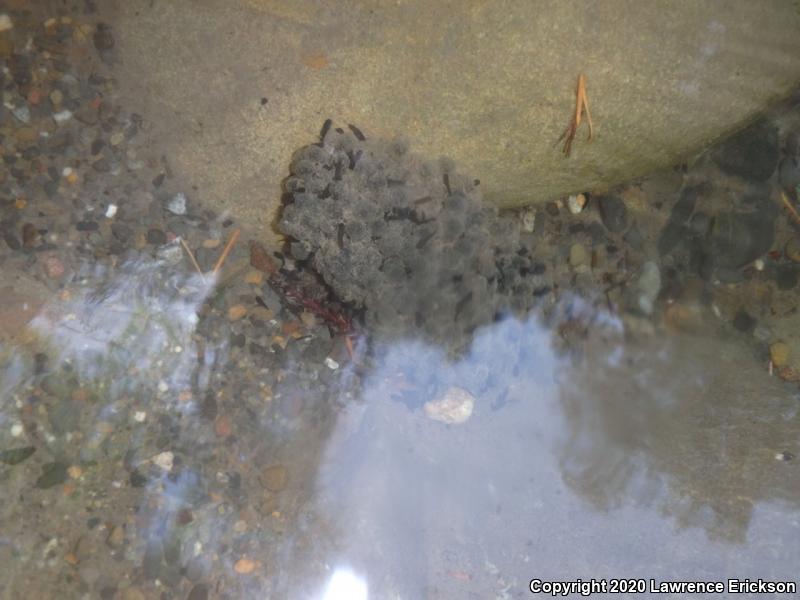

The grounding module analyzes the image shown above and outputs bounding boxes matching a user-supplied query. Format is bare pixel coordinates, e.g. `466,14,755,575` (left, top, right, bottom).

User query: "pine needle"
179,237,206,283
213,229,240,274
780,191,800,226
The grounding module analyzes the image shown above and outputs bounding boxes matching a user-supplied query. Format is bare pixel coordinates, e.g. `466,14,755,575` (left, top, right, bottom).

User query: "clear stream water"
1,4,799,600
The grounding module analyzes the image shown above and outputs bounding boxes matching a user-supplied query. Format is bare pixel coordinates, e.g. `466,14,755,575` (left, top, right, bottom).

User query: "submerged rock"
708,212,775,270
633,262,661,316
35,461,68,489
0,446,36,465
598,194,629,233
166,192,188,215
713,119,779,182
778,155,800,192
424,386,475,425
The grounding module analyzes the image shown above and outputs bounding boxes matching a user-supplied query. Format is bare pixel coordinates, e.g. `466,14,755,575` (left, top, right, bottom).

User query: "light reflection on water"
29,247,219,398
1,253,799,598
284,302,799,597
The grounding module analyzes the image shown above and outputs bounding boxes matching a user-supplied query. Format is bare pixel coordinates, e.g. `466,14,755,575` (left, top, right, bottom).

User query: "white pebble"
324,357,339,370
567,193,587,214
11,105,31,124
133,411,147,422
62,167,73,177
0,14,13,32
233,520,247,533
167,192,188,215
105,204,117,218
754,258,764,271
43,538,59,557
152,451,174,471
10,422,23,437
53,110,73,124
424,386,475,425
521,209,536,233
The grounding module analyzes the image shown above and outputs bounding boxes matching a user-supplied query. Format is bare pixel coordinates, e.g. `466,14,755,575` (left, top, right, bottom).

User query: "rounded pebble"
146,228,167,245
166,192,187,215
785,238,800,263
714,119,779,182
152,451,174,471
93,23,114,51
598,194,629,233
262,464,288,492
43,255,65,278
770,341,790,367
423,386,475,425
214,415,232,438
521,209,536,232
244,270,264,285
569,243,588,267
107,526,125,548
228,305,247,320
567,193,587,214
234,558,257,574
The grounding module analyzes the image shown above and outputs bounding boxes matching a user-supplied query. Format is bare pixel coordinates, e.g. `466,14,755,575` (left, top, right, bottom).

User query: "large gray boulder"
105,0,800,239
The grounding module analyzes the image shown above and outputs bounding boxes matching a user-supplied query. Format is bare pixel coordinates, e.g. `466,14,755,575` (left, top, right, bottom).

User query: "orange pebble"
27,88,43,105
214,415,232,438
234,557,257,574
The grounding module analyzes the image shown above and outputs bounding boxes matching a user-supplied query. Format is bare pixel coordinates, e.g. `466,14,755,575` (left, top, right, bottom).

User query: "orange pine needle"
179,237,206,281
557,73,593,157
780,191,800,226
213,229,240,274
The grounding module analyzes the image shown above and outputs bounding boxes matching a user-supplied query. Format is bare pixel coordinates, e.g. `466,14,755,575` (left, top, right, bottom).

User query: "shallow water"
1,4,800,600
2,253,799,599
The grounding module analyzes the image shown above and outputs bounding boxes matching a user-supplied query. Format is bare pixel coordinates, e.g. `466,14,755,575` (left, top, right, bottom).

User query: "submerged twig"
213,229,240,274
249,240,354,338
179,237,206,282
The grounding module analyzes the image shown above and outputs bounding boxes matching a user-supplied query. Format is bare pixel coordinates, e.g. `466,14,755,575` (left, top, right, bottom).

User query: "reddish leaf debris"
249,241,353,335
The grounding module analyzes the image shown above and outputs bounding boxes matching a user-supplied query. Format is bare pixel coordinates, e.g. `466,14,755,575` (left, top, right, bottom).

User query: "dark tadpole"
337,223,345,249
319,119,332,142
347,124,366,141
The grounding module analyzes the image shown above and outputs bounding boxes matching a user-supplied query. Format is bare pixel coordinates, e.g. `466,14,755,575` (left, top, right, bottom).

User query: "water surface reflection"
290,304,800,597
1,258,798,599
